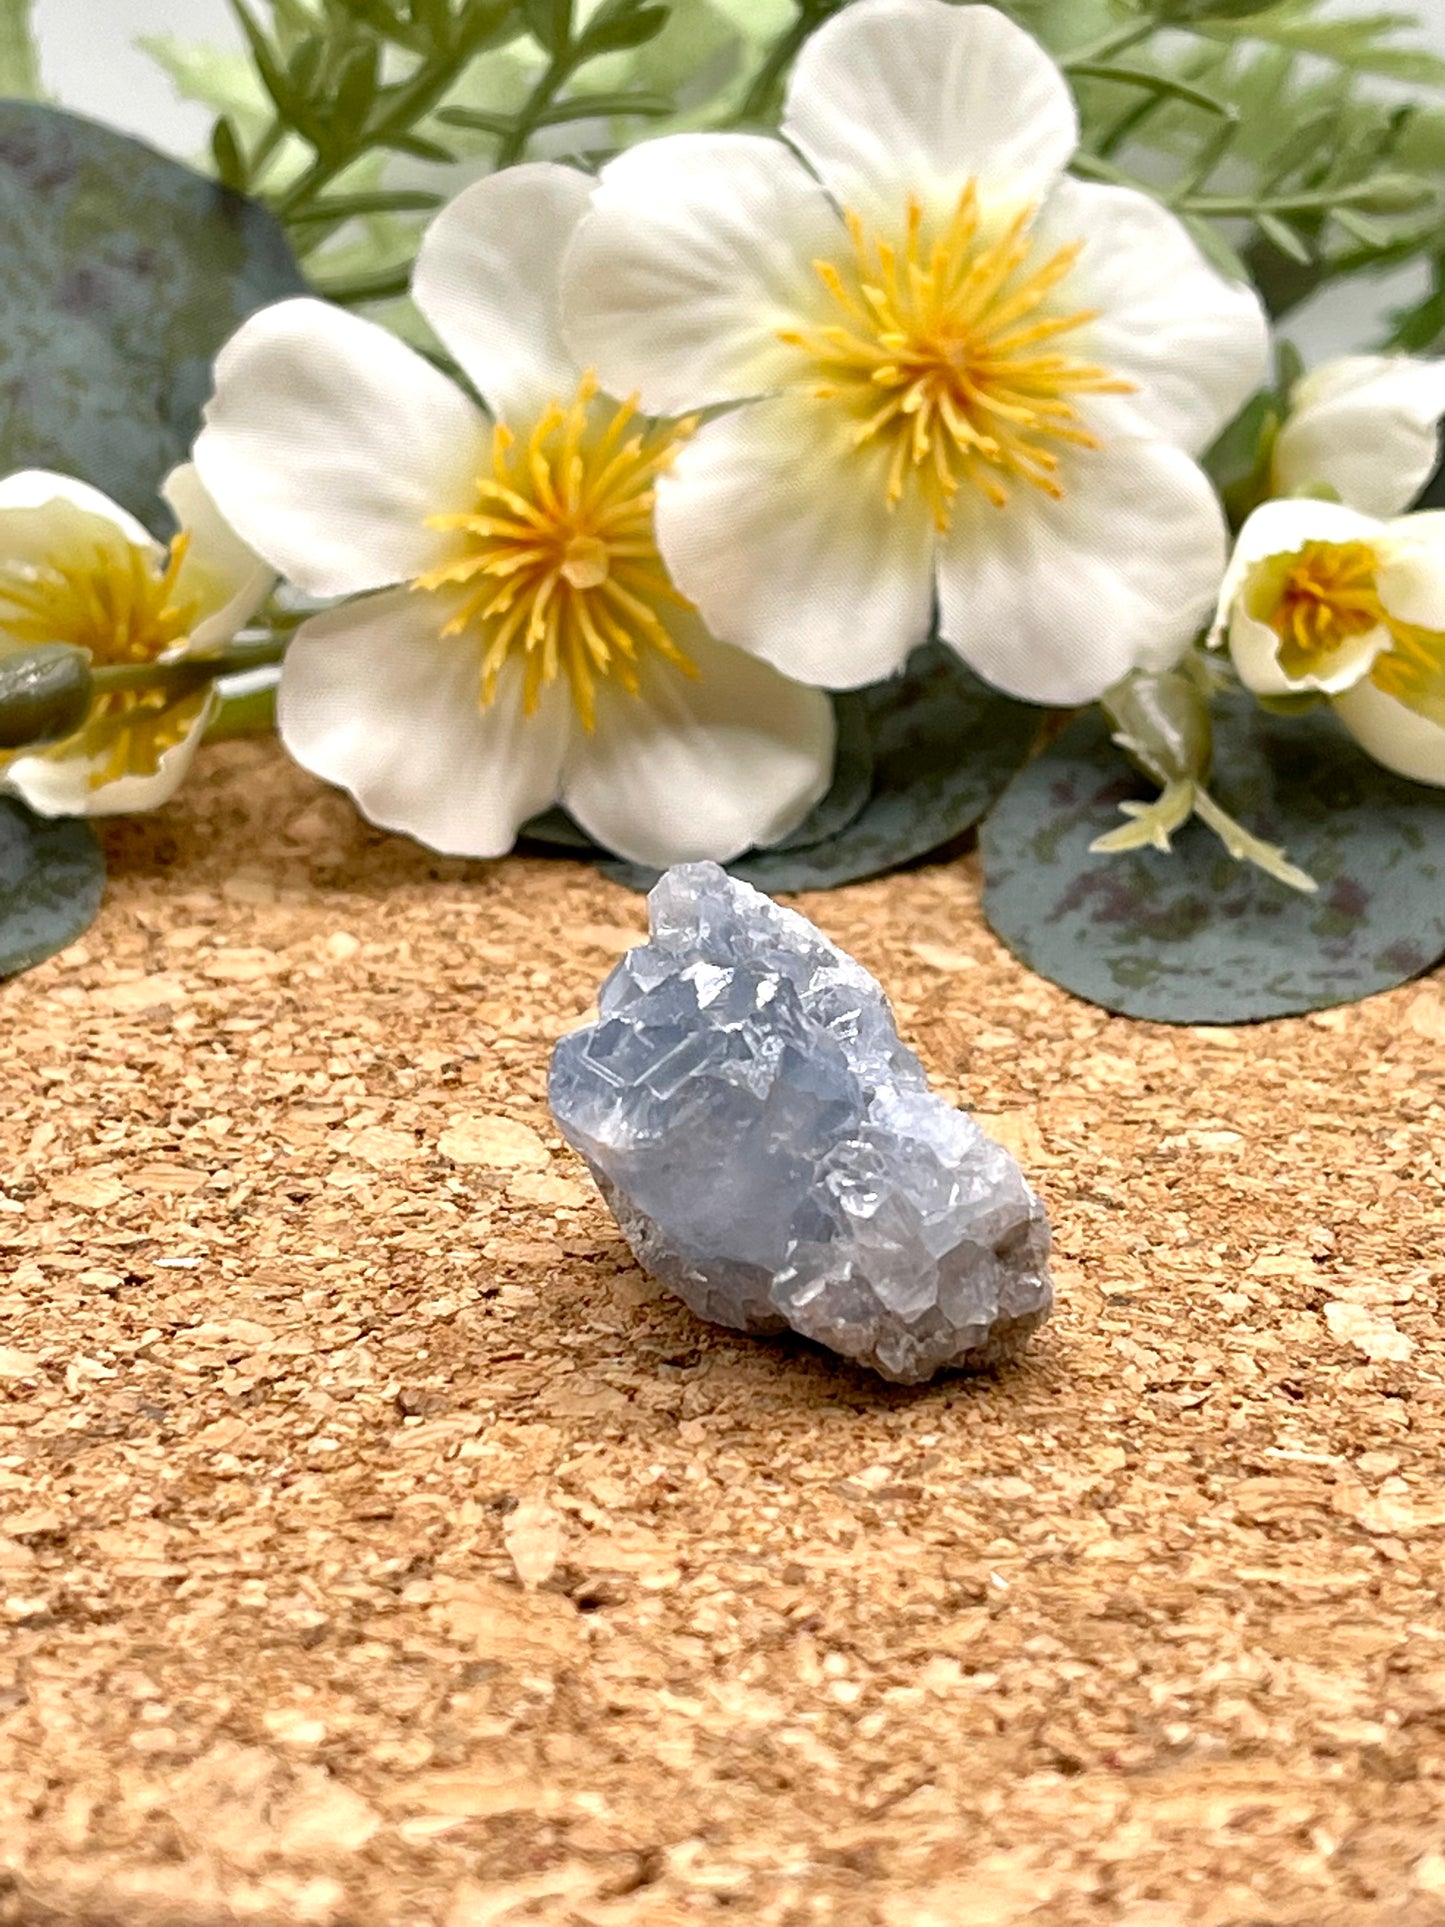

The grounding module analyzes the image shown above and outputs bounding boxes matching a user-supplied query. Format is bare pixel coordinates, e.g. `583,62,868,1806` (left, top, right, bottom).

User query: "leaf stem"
494,47,578,168
1173,179,1432,217
733,0,831,126
276,33,478,220
90,635,289,699
1060,20,1154,70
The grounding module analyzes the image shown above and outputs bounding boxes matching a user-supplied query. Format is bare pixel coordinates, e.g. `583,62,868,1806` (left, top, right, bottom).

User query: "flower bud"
0,645,94,750
1103,670,1213,788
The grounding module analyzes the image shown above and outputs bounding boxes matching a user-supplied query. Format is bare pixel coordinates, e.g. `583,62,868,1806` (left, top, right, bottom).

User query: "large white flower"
1216,496,1445,786
1272,354,1445,517
0,465,271,815
559,0,1270,706
192,165,834,868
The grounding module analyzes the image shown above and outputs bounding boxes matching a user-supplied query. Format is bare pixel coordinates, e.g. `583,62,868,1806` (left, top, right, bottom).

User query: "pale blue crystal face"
549,863,1051,1384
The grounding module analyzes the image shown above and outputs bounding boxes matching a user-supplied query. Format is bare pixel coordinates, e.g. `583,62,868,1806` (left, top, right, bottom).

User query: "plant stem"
495,47,576,168
1176,180,1430,216
245,115,286,189
91,636,289,700
733,0,830,126
310,263,414,305
1060,19,1154,70
276,38,474,220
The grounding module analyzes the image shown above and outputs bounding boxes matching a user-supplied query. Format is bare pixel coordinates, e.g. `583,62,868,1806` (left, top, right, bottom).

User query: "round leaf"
520,806,602,854
0,102,305,534
602,643,1039,894
980,692,1445,1023
745,689,874,859
522,692,876,863
0,797,105,978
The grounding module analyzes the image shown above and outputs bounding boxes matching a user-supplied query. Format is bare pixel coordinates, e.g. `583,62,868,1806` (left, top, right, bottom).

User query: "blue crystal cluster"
549,863,1052,1384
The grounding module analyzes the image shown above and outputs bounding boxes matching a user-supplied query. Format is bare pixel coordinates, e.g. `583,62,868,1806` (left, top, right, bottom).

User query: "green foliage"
0,800,105,980
0,647,94,751
1064,9,1445,309
0,102,306,535
160,0,676,313
526,644,1041,895
980,691,1445,1022
0,0,42,100
138,0,1445,344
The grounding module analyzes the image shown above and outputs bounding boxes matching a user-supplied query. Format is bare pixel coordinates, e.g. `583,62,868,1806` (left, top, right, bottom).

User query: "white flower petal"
654,394,937,688
194,298,486,601
2,687,217,817
412,164,592,422
562,133,841,415
937,440,1227,704
0,470,157,574
1226,608,1297,697
784,0,1077,230
1228,605,1386,698
1211,497,1384,650
0,471,153,544
1334,675,1445,786
161,463,274,653
1377,510,1445,629
563,619,836,866
277,587,570,858
1274,354,1445,516
1024,177,1271,456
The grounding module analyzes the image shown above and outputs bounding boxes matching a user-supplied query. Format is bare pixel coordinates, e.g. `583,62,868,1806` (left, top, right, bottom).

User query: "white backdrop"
33,0,1445,357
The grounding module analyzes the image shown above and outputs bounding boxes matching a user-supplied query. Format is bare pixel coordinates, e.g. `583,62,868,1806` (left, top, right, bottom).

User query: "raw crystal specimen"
549,863,1052,1384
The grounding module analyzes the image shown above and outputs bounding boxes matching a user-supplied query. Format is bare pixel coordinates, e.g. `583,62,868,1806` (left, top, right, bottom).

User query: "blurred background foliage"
6,0,1445,1005
7,0,1445,356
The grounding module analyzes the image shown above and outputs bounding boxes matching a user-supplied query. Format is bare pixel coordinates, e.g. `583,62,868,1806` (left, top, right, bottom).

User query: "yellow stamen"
1247,536,1445,719
0,528,199,663
781,181,1133,532
0,525,205,788
415,372,697,733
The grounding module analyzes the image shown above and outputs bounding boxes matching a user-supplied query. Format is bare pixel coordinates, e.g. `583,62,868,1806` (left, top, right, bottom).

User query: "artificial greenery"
581,644,1041,894
104,0,1445,345
981,689,1445,1022
0,100,305,531
5,0,1445,1016
0,0,41,101
0,799,105,980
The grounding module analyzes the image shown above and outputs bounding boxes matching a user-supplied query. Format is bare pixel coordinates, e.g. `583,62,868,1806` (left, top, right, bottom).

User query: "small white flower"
0,465,272,815
192,164,834,868
559,0,1270,706
1216,496,1445,786
1272,354,1445,517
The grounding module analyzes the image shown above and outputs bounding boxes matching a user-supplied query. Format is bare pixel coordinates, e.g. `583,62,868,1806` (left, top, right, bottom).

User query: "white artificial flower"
192,165,834,869
559,0,1270,706
1215,496,1445,786
1272,353,1445,518
0,465,272,815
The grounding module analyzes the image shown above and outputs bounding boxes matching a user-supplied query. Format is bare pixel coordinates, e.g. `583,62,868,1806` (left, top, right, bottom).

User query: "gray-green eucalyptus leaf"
0,798,105,979
981,691,1445,1023
0,102,305,535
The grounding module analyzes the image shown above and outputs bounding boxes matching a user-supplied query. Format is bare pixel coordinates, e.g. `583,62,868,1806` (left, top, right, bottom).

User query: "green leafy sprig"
208,0,673,306
147,0,1445,342
0,0,42,99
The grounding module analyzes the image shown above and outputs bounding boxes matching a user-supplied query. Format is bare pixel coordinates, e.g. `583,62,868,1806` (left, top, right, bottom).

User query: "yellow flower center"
1248,537,1445,722
0,530,199,665
779,182,1133,532
0,528,207,786
416,372,697,732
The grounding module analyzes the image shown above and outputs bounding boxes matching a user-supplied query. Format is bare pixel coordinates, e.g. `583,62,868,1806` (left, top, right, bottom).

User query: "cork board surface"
1,738,1443,1927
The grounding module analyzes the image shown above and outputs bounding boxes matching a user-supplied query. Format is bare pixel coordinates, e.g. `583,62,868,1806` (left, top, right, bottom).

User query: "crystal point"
549,863,1051,1384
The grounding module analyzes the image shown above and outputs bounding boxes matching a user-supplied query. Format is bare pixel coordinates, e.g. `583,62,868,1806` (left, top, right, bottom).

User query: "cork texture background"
1,739,1443,1927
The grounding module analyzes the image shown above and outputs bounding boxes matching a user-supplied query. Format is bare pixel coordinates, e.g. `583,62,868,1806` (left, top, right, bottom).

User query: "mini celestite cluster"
548,863,1052,1384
